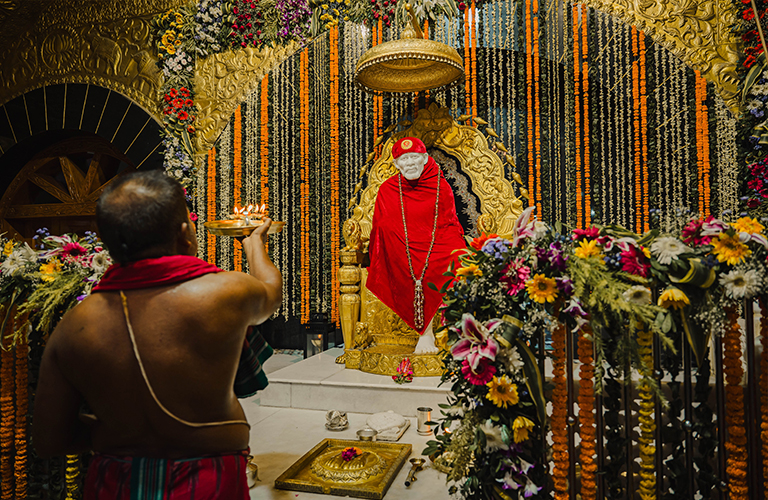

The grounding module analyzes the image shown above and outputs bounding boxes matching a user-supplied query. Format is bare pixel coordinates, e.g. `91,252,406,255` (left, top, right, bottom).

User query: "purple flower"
481,237,511,260
549,242,568,271
556,276,574,296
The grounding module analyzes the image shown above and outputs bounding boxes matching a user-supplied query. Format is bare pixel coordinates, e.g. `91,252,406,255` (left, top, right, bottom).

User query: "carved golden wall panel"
0,0,186,120
193,44,299,152
579,0,741,113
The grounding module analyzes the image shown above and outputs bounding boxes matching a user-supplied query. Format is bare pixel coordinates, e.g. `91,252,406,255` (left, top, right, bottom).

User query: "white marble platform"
257,348,452,417
243,405,452,500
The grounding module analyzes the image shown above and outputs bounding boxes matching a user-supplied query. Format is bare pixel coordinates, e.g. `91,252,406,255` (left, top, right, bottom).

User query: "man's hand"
247,217,272,247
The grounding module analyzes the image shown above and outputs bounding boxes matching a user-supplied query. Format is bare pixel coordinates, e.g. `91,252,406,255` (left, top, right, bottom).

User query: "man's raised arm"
239,218,282,324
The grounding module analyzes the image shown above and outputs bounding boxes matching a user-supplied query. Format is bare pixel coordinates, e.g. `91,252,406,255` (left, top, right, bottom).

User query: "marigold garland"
300,47,310,324
573,5,582,227
632,26,642,233
260,75,270,253
464,7,471,125
526,0,535,210
64,455,79,500
636,324,656,500
470,0,477,124
533,0,542,216
206,147,217,264
760,298,768,488
695,73,711,218
13,317,28,500
581,7,590,227
577,323,597,500
551,321,569,498
638,31,649,232
1,307,16,500
233,105,243,273
723,305,748,499
329,25,341,325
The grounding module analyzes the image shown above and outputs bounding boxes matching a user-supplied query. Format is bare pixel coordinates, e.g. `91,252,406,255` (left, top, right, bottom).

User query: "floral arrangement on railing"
738,0,768,214
0,231,111,339
425,206,768,499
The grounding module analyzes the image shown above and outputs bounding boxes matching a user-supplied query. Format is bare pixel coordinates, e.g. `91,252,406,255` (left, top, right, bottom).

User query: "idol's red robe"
367,157,465,334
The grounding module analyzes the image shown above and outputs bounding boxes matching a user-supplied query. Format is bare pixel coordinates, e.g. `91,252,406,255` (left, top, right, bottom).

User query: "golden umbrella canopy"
355,4,463,94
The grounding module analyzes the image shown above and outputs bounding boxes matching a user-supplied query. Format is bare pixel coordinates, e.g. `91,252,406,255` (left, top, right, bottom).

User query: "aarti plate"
203,219,285,236
274,438,412,499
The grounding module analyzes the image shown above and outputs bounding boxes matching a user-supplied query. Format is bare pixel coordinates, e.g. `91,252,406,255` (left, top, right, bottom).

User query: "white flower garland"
219,121,232,270
715,95,739,216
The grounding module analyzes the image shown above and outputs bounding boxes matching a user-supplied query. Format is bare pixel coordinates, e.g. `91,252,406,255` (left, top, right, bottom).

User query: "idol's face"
394,152,428,180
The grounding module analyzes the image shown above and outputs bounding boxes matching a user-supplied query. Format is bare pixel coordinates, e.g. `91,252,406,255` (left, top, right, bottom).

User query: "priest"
367,137,466,353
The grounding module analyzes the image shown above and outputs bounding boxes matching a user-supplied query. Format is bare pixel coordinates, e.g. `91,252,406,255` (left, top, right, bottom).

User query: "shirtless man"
32,170,281,498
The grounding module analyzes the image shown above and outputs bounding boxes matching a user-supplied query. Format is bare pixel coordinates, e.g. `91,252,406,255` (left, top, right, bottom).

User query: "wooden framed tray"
203,219,285,236
274,438,412,499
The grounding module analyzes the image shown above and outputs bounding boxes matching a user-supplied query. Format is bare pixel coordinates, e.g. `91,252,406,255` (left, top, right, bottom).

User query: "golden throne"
337,102,524,376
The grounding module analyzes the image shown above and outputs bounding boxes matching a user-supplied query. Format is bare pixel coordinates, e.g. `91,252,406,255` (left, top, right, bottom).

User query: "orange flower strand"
551,322,569,498
330,26,341,324
632,26,641,234
259,75,269,254
723,306,748,499
581,6,590,227
577,324,597,500
572,5,582,227
14,323,28,500
300,48,310,323
464,8,471,124
233,105,243,272
526,0,535,210
206,148,217,264
533,0,542,215
1,307,16,500
639,32,649,232
470,0,477,127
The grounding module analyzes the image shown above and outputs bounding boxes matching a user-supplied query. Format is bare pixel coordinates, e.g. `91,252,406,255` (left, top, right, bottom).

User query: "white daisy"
650,237,692,265
623,285,652,305
479,421,509,453
720,268,762,299
498,346,524,374
1,243,36,277
88,251,112,275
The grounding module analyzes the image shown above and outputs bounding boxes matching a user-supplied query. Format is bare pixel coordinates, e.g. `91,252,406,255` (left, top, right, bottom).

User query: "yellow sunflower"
486,375,519,409
512,416,536,443
711,232,751,266
39,259,62,283
3,241,14,257
525,274,558,303
574,239,602,260
657,287,689,310
732,216,764,235
456,264,482,278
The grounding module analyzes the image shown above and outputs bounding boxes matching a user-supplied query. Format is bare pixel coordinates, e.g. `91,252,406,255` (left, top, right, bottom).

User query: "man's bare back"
33,171,281,463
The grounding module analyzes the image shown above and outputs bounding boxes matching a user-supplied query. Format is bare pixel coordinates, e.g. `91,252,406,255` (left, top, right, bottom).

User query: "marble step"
256,347,452,417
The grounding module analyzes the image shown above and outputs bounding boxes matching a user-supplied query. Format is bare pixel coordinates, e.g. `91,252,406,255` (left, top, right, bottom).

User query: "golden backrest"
337,102,523,375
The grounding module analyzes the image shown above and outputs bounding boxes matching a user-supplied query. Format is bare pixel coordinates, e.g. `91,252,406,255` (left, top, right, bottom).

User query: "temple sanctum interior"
1,0,768,498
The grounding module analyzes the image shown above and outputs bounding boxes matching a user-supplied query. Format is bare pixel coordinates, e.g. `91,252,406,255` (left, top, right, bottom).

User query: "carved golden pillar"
336,249,364,364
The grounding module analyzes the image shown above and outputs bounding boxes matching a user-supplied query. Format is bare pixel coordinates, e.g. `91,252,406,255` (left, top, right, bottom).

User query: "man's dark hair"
96,170,188,264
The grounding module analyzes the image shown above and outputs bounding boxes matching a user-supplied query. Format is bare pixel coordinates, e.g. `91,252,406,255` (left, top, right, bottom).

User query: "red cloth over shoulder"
366,157,465,334
92,255,223,292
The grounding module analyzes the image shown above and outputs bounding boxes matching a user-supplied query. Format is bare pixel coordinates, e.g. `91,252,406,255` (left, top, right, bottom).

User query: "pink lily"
511,206,536,247
451,313,500,370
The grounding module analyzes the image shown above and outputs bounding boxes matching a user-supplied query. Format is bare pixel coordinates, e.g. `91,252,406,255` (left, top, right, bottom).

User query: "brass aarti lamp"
355,3,464,94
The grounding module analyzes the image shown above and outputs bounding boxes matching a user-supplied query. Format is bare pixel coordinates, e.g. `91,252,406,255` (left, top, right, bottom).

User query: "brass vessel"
355,4,463,94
